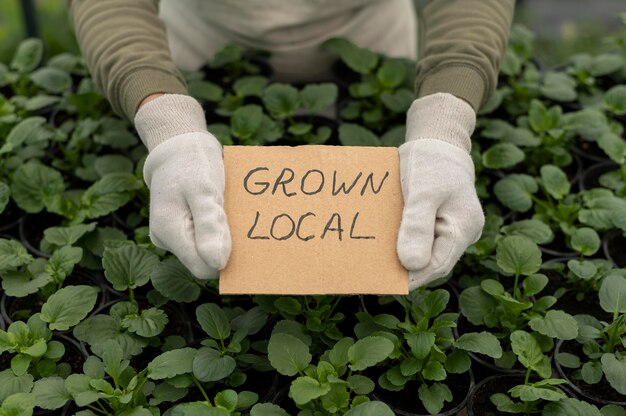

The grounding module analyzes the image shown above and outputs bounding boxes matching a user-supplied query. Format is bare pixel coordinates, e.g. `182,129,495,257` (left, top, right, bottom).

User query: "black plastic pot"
555,340,626,407
603,229,626,268
541,258,609,319
538,232,579,260
579,160,620,191
0,202,24,236
18,215,56,258
0,269,109,327
372,371,474,416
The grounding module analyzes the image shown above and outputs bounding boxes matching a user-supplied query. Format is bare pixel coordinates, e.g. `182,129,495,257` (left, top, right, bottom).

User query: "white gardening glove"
135,94,231,279
397,93,485,291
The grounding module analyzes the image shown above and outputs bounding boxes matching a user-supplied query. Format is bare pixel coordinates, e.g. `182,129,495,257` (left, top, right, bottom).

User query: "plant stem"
193,376,211,405
524,366,531,385
129,286,135,304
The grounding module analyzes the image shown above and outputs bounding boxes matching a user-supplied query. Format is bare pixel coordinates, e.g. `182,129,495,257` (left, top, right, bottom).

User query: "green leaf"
0,182,9,214
30,67,72,93
233,76,268,97
510,330,544,370
328,337,354,368
570,227,601,256
601,354,626,394
43,223,97,247
215,389,238,412
418,383,452,415
196,303,230,340
348,336,394,371
0,392,36,415
250,403,290,416
540,72,577,102
459,286,498,326
32,377,71,410
523,274,549,297
2,269,49,302
348,375,375,395
338,124,379,146
192,347,236,382
11,161,65,213
380,89,414,113
11,354,31,376
556,352,581,369
597,132,626,164
341,401,392,416
262,84,299,118
267,333,311,376
102,244,159,291
40,285,99,331
289,376,330,405
121,307,168,337
604,85,626,115
422,360,446,381
405,332,435,360
188,80,223,102
0,370,34,403
148,348,197,380
10,38,43,73
543,397,603,416
529,310,578,340
445,350,471,374
509,383,566,402
600,405,626,416
94,155,134,177
0,117,51,155
599,275,626,314
482,143,525,169
494,174,538,212
322,38,379,74
231,105,263,139
300,83,338,112
151,258,204,303
540,165,570,200
582,361,603,384
81,173,142,218
502,219,554,244
496,235,542,276
376,60,406,88
455,332,502,358
0,239,33,271
45,246,83,280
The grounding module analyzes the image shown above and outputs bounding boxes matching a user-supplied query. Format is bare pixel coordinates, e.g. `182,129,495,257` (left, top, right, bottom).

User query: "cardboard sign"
219,145,408,295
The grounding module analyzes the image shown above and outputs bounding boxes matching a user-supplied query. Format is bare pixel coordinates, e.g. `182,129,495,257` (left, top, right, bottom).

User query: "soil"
543,269,610,320
373,371,473,416
539,233,578,260
466,375,525,416
19,213,62,257
557,341,626,405
0,201,24,235
55,334,89,373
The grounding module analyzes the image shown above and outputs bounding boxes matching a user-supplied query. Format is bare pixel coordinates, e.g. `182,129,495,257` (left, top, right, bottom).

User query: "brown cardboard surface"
219,145,408,295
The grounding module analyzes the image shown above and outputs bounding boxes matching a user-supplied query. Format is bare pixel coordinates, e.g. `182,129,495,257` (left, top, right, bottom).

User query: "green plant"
460,236,579,369
261,82,338,144
322,37,414,132
192,302,270,387
355,288,502,415
555,275,626,396
489,330,572,414
255,295,352,354
267,332,394,415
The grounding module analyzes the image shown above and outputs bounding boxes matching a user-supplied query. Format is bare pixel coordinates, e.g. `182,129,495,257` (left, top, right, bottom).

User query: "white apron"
159,0,417,82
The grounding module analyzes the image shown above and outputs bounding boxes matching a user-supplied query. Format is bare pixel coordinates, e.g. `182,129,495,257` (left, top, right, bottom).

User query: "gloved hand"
397,93,484,290
135,94,231,279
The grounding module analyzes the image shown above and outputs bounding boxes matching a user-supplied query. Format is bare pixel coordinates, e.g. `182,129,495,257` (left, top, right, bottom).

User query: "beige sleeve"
67,0,188,121
416,0,516,111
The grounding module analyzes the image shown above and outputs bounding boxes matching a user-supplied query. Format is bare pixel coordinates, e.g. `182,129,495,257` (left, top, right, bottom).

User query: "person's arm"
68,0,231,279
397,0,515,290
67,0,187,120
416,0,515,111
